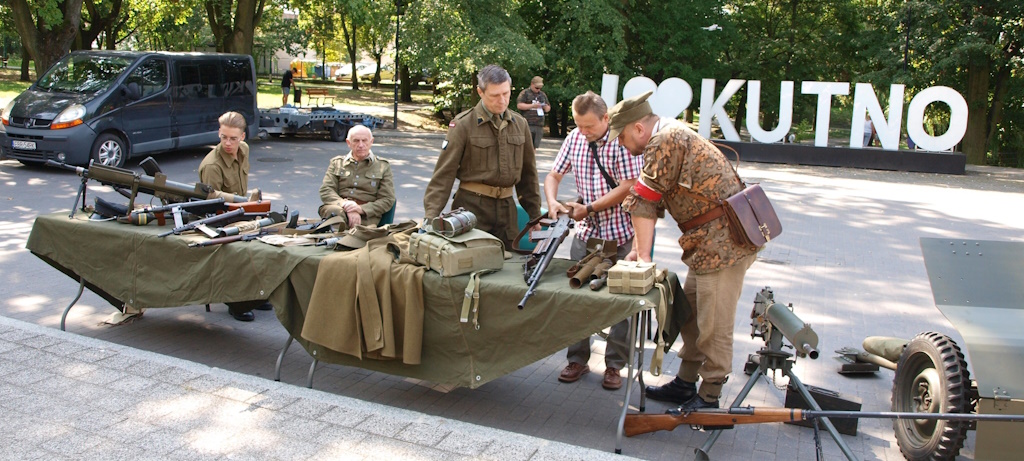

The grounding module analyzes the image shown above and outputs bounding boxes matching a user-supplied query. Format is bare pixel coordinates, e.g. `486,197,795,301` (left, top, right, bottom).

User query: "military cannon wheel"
891,331,972,461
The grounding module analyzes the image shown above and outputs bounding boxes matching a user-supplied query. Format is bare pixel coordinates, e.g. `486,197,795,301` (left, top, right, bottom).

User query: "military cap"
607,90,654,141
339,224,388,249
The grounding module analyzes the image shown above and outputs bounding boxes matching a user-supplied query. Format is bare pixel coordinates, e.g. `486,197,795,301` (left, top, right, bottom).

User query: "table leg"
274,336,294,382
306,358,319,389
59,277,86,331
615,310,643,454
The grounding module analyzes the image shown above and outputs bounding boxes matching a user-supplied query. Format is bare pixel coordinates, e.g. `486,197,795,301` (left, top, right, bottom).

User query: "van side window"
126,58,168,99
223,58,254,96
175,62,223,98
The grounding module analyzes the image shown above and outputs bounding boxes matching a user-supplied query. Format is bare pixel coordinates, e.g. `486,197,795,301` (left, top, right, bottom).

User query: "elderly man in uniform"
198,111,270,322
319,125,396,228
611,91,758,411
545,91,644,390
423,64,542,249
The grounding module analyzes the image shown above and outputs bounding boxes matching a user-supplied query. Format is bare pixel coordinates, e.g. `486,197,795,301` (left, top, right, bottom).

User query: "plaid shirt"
552,128,643,245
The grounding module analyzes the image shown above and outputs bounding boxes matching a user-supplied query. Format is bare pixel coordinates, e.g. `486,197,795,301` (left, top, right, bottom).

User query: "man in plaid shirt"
544,91,644,390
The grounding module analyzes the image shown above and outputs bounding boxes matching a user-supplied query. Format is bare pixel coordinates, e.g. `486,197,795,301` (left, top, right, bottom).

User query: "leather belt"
681,205,725,232
459,181,514,199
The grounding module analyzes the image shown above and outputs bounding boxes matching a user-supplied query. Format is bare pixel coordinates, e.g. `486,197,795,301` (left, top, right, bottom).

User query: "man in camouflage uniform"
423,64,542,249
319,125,396,228
610,91,758,411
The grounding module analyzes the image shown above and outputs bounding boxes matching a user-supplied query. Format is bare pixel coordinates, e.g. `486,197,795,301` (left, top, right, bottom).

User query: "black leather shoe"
254,302,274,311
644,377,697,404
230,310,255,322
680,394,719,411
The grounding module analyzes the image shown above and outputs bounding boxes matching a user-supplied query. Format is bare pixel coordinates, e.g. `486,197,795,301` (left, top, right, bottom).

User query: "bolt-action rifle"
515,212,573,309
623,407,1024,438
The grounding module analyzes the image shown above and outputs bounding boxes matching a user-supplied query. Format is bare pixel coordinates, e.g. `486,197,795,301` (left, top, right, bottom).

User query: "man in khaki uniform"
198,111,270,322
612,91,758,411
319,125,396,228
199,112,252,199
423,64,542,249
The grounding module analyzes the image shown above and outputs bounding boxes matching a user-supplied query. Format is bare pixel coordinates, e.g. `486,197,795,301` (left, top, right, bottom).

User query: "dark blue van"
0,51,258,167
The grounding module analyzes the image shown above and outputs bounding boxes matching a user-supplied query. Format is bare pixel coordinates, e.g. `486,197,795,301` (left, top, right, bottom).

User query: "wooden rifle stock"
624,408,805,437
624,407,1024,437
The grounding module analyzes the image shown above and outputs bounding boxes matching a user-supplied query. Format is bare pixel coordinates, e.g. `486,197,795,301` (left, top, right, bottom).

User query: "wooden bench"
303,87,334,107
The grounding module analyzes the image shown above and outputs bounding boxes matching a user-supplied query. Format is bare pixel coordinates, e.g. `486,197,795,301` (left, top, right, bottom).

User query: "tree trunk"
205,0,264,55
985,62,1011,156
962,55,990,164
10,0,83,79
400,64,412,103
20,44,32,82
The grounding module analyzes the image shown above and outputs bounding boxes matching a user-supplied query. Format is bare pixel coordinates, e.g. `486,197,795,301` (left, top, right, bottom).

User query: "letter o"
906,86,968,152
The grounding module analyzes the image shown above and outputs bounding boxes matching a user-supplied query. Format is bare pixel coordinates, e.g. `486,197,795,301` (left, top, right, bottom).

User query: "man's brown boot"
602,368,622,390
558,362,590,383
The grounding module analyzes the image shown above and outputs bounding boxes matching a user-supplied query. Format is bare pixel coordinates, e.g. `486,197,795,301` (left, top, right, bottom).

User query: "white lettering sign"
601,74,969,152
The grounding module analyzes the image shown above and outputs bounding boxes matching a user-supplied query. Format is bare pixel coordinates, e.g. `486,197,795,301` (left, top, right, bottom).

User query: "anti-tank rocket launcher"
46,159,247,215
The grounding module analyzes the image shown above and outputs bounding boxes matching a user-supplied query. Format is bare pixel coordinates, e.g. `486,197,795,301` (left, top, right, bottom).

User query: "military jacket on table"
623,120,758,274
422,101,542,219
319,153,396,222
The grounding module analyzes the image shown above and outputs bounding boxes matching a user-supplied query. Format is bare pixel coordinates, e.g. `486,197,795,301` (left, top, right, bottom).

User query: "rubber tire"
91,133,127,167
891,331,971,461
329,122,350,142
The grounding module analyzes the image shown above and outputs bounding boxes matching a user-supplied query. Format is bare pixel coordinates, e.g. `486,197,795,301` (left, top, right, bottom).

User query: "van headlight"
1,99,14,126
51,104,86,130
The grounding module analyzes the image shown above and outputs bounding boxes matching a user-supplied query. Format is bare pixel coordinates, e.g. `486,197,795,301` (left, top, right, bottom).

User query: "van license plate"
12,140,36,150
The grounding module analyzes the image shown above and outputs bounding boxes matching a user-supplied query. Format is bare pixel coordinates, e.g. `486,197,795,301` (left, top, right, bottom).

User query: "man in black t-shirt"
281,67,295,106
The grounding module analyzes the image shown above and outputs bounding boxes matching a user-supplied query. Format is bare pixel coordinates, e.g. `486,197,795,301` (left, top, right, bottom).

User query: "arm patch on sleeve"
634,178,663,201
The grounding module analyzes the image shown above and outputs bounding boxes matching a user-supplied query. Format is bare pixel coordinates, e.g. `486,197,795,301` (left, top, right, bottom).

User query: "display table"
28,212,687,450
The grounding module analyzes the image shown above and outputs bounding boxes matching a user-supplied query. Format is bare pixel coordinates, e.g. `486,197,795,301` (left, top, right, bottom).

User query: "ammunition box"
784,384,862,436
607,261,656,295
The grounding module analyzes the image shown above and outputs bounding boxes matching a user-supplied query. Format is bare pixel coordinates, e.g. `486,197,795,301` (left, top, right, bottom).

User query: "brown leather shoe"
558,362,590,383
602,368,622,390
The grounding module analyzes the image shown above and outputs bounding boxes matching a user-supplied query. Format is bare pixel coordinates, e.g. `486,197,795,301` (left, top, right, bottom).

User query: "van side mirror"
122,82,142,100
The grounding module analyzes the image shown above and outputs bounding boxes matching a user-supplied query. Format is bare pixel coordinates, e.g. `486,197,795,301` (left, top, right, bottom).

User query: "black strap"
589,142,618,191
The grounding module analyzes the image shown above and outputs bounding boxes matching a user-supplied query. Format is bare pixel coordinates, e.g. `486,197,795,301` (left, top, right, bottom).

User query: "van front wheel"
92,133,127,167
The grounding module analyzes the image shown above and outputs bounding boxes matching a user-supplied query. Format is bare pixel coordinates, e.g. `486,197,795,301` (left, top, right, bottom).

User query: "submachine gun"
516,212,573,309
45,159,247,217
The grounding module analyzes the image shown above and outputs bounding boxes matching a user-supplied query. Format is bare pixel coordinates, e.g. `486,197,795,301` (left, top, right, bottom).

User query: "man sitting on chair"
319,125,396,228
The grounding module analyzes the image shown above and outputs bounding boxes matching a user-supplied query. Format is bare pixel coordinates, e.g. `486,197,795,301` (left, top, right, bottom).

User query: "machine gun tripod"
694,287,857,461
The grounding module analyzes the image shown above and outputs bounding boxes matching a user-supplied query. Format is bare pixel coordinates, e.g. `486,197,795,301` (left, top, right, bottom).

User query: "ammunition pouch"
409,229,505,277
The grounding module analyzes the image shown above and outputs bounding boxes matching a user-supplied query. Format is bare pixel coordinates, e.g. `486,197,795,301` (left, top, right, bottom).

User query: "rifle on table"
46,159,248,213
158,208,245,238
623,407,1024,437
188,210,299,247
118,198,228,227
515,212,573,309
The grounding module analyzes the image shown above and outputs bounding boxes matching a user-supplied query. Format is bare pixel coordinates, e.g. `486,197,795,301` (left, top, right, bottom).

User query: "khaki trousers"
678,254,756,401
451,190,518,250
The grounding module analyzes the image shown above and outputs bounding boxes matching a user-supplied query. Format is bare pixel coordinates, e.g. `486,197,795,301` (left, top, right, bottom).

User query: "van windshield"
35,54,133,94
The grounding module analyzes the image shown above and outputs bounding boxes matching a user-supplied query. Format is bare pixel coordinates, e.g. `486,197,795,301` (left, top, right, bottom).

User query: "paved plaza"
2,131,1023,460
